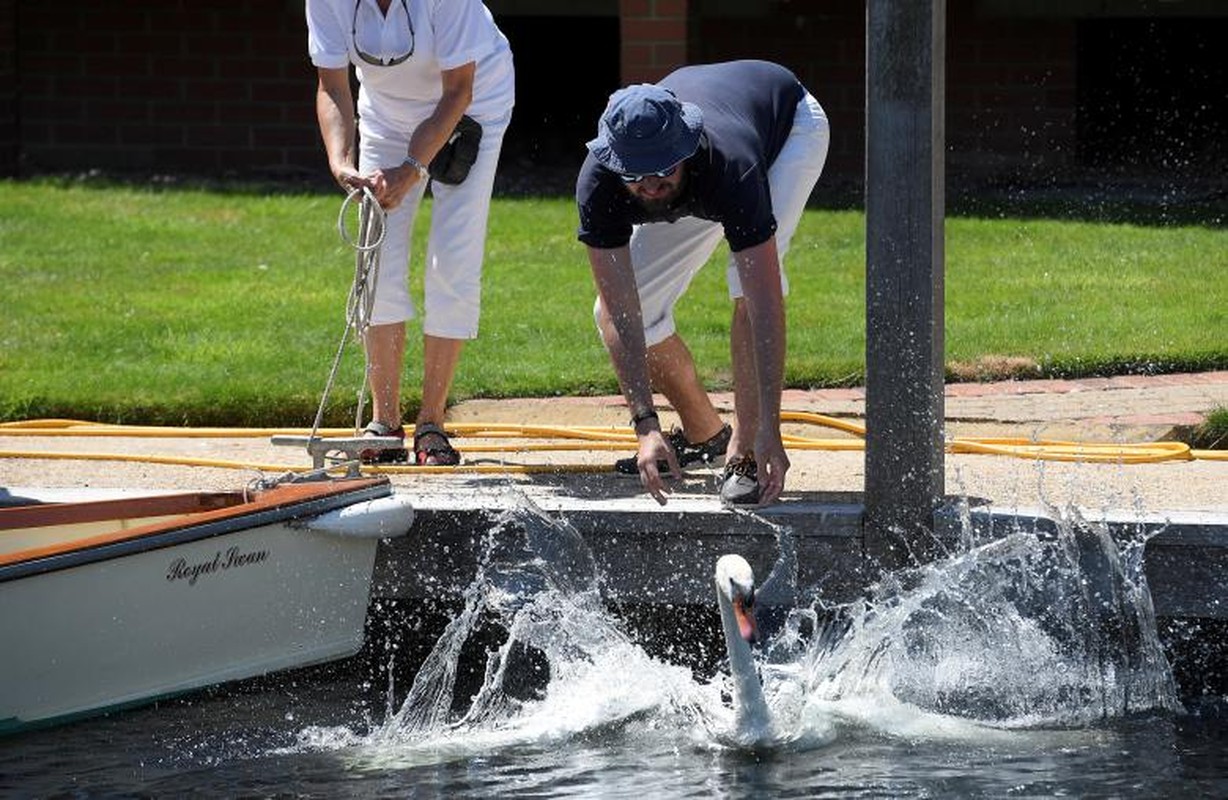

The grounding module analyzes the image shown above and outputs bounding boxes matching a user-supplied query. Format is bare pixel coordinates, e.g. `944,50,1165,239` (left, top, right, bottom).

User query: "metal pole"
863,0,947,569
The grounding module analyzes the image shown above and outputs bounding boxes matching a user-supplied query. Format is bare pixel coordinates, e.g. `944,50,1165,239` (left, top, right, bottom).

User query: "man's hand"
637,428,681,505
753,429,790,507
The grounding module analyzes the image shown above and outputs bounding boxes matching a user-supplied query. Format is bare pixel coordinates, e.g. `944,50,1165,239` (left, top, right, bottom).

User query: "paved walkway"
2,371,1226,515
453,369,1228,443
785,370,1227,430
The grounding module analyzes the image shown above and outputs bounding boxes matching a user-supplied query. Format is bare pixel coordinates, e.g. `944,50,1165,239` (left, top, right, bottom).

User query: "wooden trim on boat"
0,491,248,530
0,477,392,573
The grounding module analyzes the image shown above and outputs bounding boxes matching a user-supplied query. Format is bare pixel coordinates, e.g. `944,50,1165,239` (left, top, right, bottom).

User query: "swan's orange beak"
732,594,760,645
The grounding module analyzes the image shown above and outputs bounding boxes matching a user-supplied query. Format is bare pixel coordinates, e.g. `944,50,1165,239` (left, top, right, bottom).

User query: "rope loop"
336,186,386,252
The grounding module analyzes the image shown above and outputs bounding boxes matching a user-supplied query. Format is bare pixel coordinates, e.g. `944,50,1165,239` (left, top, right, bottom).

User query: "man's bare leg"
646,333,726,444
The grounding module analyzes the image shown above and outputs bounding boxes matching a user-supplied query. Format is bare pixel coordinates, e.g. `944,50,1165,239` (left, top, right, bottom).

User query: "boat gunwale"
0,477,393,582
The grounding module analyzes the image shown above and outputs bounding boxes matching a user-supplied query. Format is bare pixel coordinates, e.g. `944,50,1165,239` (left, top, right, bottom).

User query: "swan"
714,553,773,739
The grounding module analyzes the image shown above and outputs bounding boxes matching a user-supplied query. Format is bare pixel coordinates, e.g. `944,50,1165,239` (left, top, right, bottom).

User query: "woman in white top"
306,0,515,465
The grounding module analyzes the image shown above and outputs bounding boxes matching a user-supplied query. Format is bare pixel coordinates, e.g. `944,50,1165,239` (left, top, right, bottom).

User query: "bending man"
575,60,829,506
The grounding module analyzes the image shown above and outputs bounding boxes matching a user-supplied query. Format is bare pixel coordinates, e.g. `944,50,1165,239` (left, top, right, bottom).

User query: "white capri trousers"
604,92,830,347
360,106,512,339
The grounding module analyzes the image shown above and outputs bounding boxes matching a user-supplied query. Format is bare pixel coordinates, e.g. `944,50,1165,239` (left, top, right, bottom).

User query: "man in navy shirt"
576,60,829,507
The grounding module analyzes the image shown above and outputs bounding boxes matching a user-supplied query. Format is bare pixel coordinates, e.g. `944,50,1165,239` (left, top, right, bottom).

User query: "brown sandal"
359,420,408,464
413,422,460,466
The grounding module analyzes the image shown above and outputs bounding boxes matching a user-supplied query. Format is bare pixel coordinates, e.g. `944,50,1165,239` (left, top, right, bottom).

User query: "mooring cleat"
271,434,406,475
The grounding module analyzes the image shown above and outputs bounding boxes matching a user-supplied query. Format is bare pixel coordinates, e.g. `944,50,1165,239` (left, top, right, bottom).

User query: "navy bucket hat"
587,84,704,175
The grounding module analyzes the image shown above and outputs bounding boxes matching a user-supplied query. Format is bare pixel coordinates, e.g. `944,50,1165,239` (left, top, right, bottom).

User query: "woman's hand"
367,162,423,210
331,163,367,193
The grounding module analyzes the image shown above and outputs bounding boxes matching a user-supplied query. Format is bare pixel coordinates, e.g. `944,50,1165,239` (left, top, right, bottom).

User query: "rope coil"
308,187,386,443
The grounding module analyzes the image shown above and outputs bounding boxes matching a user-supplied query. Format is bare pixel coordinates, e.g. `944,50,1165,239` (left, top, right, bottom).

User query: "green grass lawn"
1,178,1225,426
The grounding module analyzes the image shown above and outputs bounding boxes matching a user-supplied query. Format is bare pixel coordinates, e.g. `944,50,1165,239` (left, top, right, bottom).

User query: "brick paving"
731,370,1228,433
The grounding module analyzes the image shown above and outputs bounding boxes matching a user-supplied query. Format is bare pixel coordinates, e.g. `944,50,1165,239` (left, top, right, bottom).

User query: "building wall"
3,0,1223,199
947,8,1079,186
691,2,869,192
0,0,17,173
618,0,689,84
687,1,1080,193
12,0,318,179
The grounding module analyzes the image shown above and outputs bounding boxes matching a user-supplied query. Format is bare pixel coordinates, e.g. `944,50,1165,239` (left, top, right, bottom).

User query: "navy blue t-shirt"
576,60,805,253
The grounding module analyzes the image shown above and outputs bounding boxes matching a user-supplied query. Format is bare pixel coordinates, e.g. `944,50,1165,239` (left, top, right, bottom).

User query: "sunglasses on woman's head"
352,0,415,67
619,164,679,183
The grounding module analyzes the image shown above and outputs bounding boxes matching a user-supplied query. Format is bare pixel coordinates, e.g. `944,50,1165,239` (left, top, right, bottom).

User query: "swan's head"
715,554,760,645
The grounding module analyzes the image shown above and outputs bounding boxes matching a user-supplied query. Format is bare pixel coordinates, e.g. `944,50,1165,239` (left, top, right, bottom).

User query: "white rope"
336,185,387,253
308,186,386,443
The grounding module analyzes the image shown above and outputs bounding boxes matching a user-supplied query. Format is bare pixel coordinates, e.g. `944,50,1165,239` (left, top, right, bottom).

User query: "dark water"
3,678,1226,798
4,503,1228,798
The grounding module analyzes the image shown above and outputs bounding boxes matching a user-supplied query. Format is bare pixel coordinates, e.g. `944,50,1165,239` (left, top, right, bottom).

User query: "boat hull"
0,478,414,733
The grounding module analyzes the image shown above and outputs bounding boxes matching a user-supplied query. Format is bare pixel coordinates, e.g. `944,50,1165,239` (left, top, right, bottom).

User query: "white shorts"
606,92,830,347
359,105,512,339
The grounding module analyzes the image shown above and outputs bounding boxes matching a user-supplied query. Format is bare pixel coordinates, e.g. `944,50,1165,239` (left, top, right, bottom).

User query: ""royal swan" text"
167,546,269,586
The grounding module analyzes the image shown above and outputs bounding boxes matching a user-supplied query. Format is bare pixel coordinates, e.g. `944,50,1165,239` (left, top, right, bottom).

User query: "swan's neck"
718,594,771,732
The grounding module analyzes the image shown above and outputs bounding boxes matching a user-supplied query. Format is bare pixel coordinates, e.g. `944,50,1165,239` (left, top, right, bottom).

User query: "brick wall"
0,0,16,174
6,0,1214,197
947,9,1078,184
691,0,1079,195
14,0,319,179
618,0,689,84
693,2,868,195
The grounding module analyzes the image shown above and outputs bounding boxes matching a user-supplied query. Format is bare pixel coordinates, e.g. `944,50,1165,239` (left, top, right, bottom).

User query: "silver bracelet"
402,154,428,180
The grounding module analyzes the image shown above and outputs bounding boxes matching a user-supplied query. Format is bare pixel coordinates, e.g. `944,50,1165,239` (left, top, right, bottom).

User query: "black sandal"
413,422,461,466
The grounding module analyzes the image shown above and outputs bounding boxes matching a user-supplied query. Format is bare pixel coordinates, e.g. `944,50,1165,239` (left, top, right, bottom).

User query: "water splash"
292,493,1182,766
295,495,710,767
805,506,1182,731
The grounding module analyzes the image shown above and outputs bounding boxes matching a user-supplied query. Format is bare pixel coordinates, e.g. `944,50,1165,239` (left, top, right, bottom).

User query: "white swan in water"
714,553,774,741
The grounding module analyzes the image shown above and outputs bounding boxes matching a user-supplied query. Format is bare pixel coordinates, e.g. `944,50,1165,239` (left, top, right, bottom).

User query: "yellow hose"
946,438,1194,464
0,414,1219,474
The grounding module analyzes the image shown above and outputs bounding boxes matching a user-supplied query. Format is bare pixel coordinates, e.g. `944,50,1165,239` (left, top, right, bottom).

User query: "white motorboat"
0,475,414,734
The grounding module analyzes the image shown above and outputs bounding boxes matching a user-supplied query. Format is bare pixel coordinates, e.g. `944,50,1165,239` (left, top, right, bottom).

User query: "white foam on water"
288,493,1183,768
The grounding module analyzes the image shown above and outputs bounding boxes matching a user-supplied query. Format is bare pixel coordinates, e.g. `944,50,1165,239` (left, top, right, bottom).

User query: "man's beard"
636,194,674,215
631,171,685,216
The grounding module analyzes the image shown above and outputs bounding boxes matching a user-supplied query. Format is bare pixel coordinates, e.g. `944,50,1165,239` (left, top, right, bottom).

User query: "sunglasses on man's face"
619,164,679,183
352,0,415,67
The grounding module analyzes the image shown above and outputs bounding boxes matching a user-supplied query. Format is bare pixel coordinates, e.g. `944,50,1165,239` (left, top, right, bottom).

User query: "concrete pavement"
1,370,1225,513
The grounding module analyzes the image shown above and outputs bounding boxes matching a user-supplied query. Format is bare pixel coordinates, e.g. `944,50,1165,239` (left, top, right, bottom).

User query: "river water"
3,501,1227,798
